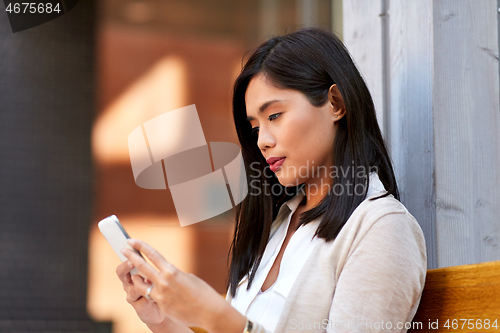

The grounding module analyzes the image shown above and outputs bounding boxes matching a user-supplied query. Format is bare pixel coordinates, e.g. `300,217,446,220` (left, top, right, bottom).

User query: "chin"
276,174,302,187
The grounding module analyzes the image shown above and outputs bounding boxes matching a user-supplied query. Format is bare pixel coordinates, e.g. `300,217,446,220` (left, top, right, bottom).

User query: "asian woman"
117,27,427,333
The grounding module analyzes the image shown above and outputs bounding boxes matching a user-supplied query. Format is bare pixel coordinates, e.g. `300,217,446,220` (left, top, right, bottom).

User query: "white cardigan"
225,176,427,332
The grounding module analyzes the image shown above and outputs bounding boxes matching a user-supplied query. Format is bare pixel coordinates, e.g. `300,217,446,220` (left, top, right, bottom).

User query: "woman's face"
245,73,341,188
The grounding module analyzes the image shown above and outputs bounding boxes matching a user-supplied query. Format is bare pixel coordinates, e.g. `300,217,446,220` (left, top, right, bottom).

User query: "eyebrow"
246,100,284,121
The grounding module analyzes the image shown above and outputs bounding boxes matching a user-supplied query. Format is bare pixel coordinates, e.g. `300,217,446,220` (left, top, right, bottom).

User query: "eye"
268,113,281,121
250,113,280,136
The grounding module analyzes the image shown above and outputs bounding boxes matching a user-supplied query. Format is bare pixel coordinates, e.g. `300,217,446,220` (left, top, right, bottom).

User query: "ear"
328,84,346,121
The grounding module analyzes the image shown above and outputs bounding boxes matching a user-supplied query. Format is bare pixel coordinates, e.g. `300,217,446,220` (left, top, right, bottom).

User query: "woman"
117,27,427,333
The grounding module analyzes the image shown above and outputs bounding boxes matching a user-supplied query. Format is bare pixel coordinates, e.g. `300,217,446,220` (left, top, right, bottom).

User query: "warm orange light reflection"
92,56,187,165
87,215,195,333
90,55,189,333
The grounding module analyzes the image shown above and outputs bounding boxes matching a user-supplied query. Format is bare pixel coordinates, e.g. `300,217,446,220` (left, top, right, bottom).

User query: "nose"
257,126,276,152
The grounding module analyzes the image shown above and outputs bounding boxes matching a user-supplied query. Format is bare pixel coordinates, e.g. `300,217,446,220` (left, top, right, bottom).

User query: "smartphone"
98,215,142,275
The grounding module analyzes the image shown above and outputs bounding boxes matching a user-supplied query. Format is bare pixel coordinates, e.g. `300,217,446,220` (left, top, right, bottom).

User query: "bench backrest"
408,260,500,332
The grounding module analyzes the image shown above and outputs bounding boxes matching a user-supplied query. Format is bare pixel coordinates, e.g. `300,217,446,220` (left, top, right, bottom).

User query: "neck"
300,175,333,211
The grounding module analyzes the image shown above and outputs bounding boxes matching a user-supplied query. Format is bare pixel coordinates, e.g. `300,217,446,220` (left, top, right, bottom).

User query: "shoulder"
347,194,420,233
360,193,409,217
356,195,425,247
283,196,427,308
316,194,426,261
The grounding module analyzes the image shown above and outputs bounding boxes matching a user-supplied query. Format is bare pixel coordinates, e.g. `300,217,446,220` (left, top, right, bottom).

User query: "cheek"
283,117,335,165
283,115,315,142
278,118,308,154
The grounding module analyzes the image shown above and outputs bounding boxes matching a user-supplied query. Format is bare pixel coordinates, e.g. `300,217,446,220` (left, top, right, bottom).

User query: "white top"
231,172,387,332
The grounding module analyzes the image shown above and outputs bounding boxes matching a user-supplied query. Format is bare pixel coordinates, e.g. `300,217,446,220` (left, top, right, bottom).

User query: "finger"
131,274,156,300
128,239,175,273
122,247,161,284
116,261,134,285
125,284,142,303
126,275,149,302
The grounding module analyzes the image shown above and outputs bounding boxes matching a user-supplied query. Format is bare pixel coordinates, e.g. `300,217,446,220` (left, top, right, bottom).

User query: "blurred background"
0,0,499,332
89,1,337,332
0,0,340,332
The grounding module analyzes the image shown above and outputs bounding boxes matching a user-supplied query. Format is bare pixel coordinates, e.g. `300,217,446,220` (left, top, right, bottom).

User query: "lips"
266,157,286,172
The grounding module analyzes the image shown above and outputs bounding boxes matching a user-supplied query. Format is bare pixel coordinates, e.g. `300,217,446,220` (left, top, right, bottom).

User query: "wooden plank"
342,0,384,133
409,261,500,332
432,0,500,267
386,0,437,268
343,0,438,269
345,0,500,270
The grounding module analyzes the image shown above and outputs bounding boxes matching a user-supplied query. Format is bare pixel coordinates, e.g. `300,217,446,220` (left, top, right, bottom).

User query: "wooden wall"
343,0,500,269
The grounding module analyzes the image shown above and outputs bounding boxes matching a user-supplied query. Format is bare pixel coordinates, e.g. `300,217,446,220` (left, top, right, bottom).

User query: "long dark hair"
226,27,399,298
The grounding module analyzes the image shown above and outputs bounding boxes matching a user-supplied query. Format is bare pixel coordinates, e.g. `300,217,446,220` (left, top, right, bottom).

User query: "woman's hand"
116,260,166,326
116,260,192,332
120,239,247,332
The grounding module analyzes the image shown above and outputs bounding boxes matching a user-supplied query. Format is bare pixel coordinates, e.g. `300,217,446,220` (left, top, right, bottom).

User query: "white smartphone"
98,215,142,275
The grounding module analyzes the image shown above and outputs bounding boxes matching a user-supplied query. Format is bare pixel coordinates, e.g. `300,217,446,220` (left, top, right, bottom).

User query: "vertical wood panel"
343,0,384,133
387,0,437,268
432,0,500,267
344,0,500,269
344,0,437,268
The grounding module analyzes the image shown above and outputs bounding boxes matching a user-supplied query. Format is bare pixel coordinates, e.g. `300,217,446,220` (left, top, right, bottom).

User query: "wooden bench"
408,260,500,332
191,260,500,332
